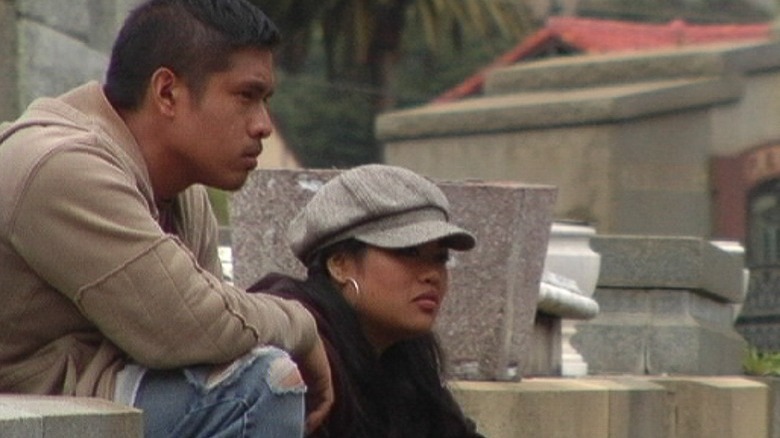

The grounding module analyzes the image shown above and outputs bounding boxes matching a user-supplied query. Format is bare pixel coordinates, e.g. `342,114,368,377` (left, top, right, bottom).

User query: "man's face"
169,47,275,191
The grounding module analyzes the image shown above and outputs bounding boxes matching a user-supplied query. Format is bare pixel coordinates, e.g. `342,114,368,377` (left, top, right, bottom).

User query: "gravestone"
231,168,557,380
572,236,749,375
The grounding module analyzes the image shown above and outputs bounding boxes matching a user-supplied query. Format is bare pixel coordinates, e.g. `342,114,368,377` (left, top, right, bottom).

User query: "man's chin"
211,174,250,192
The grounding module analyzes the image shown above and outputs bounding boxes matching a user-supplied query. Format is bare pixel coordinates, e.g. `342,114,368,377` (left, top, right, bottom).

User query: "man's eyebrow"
243,80,274,97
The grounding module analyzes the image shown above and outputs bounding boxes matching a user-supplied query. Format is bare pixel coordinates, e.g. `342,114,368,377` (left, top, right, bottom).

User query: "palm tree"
253,0,533,111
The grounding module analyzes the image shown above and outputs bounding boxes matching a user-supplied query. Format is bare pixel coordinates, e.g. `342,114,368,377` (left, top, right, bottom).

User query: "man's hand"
295,336,334,434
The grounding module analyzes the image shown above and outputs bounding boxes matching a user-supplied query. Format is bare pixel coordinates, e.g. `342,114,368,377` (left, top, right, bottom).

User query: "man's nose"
249,104,273,139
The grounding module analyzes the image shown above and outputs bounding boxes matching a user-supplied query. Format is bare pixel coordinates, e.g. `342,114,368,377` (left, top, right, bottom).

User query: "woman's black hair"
255,239,481,437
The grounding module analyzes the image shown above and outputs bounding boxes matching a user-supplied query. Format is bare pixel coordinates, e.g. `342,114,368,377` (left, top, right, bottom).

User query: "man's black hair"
104,0,280,110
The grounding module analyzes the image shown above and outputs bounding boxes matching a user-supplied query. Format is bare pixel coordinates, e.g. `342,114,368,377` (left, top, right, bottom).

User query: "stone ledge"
590,235,746,303
485,40,780,93
376,76,740,141
451,376,769,438
0,395,142,438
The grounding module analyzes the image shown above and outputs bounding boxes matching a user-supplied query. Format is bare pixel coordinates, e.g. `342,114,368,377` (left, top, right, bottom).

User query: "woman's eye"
394,247,420,257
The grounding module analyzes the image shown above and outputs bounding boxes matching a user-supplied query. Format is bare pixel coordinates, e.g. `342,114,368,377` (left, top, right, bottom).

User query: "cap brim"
354,220,476,251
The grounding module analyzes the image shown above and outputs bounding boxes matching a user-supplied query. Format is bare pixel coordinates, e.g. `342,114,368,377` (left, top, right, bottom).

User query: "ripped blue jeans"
133,346,305,438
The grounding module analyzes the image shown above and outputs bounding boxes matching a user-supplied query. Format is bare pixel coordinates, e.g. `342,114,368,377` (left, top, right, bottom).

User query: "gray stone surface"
376,77,739,140
378,40,780,241
748,377,780,438
0,395,142,438
0,0,18,121
573,288,747,375
590,236,747,303
525,313,562,376
0,404,39,438
572,235,750,376
485,41,780,93
3,0,141,118
18,0,91,40
231,169,557,380
17,19,107,108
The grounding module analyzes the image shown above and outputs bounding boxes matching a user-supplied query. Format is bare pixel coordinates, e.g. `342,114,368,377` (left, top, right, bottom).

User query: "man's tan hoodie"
0,82,316,399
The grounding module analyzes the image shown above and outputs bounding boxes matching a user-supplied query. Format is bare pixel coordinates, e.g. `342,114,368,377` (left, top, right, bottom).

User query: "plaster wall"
384,124,615,229
612,109,712,236
381,41,780,238
711,69,780,156
385,107,713,236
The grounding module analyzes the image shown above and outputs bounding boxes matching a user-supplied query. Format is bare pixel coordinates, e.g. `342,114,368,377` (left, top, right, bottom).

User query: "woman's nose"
420,264,446,288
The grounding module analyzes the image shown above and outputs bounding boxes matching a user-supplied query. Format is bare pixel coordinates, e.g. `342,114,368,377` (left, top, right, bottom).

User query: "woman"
249,164,484,437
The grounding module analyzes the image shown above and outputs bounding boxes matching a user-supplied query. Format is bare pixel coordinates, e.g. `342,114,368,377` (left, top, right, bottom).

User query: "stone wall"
572,236,749,375
377,41,780,239
0,0,142,121
231,168,558,380
453,376,773,438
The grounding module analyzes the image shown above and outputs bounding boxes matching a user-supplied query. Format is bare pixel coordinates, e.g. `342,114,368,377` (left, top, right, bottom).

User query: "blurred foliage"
744,347,780,377
270,22,524,168
253,0,531,77
271,73,379,168
207,188,230,226
251,0,535,168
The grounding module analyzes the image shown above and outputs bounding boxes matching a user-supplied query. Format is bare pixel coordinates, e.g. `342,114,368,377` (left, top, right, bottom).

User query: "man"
0,0,332,436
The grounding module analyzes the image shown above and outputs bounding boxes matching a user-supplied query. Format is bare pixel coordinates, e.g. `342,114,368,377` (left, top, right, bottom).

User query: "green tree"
251,0,535,167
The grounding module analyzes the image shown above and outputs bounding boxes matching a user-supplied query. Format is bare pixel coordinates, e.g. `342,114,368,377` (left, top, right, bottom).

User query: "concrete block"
748,377,780,438
573,288,747,375
590,235,746,303
451,376,767,438
525,313,562,376
484,41,780,93
379,80,718,238
17,19,106,107
0,395,142,438
649,377,768,438
231,169,557,380
590,378,672,438
376,77,739,140
645,316,746,375
0,404,40,438
450,379,610,438
17,0,91,39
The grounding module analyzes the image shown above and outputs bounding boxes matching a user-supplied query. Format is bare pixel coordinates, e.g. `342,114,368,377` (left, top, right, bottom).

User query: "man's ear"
148,67,179,117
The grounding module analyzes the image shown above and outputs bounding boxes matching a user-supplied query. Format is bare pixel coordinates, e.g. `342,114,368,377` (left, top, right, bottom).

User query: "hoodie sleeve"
8,145,317,367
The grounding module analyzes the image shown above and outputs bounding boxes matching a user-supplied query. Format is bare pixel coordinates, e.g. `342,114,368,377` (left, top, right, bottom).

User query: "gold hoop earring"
345,277,361,296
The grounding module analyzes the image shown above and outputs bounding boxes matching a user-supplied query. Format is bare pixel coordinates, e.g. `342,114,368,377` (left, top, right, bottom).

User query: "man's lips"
242,146,262,168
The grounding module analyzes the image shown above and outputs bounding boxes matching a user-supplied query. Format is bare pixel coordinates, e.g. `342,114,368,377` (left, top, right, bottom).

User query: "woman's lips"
413,292,441,312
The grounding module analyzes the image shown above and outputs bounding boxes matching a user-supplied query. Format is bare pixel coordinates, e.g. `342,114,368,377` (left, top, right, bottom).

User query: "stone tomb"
231,169,557,381
572,236,749,375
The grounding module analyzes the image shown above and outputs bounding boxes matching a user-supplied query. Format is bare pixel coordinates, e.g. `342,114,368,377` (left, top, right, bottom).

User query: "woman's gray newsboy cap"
287,164,476,262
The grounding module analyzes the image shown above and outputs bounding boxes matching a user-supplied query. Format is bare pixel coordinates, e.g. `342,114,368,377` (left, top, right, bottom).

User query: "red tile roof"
432,16,772,103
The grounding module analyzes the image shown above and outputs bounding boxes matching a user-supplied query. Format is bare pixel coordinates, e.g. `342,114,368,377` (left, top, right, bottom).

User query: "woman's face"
332,241,450,352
